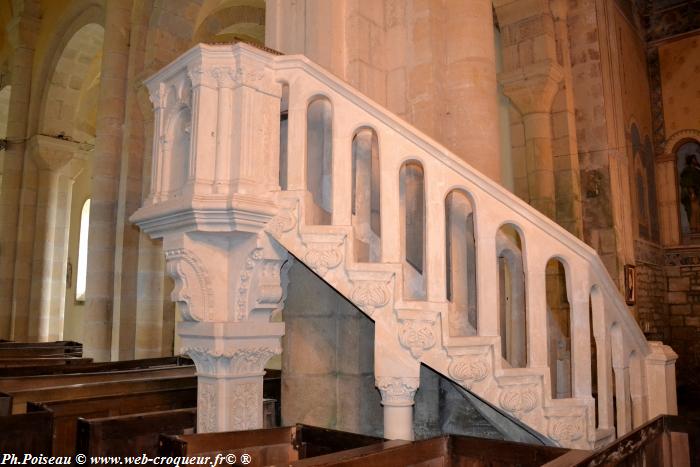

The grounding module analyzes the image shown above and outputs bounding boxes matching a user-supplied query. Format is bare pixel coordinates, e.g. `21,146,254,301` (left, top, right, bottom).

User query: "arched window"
676,139,700,237
75,199,90,302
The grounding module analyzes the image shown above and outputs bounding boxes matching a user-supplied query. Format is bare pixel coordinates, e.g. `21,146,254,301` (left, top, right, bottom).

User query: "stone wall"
281,260,382,436
664,247,700,395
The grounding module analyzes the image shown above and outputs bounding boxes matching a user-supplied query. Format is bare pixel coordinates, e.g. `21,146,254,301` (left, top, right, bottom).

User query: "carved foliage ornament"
164,248,214,321
398,319,437,359
184,346,280,376
350,280,391,316
231,382,261,430
267,203,297,236
198,381,216,432
304,244,343,276
499,385,538,417
548,416,585,443
375,376,419,406
448,355,489,389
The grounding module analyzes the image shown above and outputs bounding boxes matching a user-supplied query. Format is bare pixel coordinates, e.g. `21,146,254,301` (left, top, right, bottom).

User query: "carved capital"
499,60,563,114
376,376,419,407
184,345,280,377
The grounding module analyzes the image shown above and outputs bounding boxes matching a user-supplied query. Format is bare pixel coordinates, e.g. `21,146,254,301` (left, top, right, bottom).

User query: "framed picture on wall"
624,265,636,305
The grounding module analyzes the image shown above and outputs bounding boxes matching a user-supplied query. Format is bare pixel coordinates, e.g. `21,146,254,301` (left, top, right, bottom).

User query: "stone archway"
657,128,700,246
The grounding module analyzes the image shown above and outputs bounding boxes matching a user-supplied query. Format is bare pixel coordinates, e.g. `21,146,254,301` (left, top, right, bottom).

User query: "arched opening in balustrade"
589,285,604,429
445,189,477,336
497,224,526,367
400,160,426,300
306,96,333,225
351,127,381,262
546,257,572,399
279,83,289,190
629,350,645,429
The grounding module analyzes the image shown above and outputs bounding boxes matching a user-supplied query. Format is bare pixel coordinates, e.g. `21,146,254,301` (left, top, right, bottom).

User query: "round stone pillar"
84,0,132,360
376,376,419,440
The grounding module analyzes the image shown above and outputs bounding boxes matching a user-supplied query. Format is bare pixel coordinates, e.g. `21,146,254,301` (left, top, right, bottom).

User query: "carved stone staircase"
131,43,678,450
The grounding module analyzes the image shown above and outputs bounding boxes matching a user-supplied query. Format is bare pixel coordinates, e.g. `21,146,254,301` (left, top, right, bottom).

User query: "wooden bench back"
7,375,197,414
29,386,197,456
76,408,197,457
0,409,53,455
0,356,189,377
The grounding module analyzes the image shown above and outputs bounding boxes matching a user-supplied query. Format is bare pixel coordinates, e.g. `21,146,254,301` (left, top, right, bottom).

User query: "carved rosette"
398,320,436,359
164,248,214,321
350,281,391,316
230,382,261,430
499,385,538,417
548,416,585,444
198,381,216,432
448,355,489,389
376,376,420,407
304,244,343,276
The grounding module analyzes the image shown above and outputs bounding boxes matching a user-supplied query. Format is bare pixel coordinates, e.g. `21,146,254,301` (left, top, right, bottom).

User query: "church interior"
0,0,699,462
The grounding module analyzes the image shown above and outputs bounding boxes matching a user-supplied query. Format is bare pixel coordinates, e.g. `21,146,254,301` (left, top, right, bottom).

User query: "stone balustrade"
131,43,677,449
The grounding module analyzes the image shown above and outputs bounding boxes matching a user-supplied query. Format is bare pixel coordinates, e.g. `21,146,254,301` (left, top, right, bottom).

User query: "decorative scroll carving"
229,347,277,374
499,385,538,417
448,355,489,389
548,416,585,443
231,382,261,430
268,204,297,236
398,320,436,359
164,248,214,321
198,381,216,432
237,247,264,321
376,376,419,406
350,280,391,315
304,244,343,276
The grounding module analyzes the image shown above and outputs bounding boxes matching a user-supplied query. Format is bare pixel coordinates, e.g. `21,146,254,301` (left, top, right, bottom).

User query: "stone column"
500,62,563,219
376,376,419,440
495,1,564,220
26,136,87,341
0,10,40,339
84,0,132,360
181,321,284,432
441,0,502,182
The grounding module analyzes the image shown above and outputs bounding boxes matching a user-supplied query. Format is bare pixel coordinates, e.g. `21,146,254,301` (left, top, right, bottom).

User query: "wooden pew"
3,374,197,414
0,356,190,377
0,409,53,455
0,364,195,393
76,408,197,457
0,357,92,369
0,341,82,358
28,387,197,456
77,399,279,457
158,424,384,465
